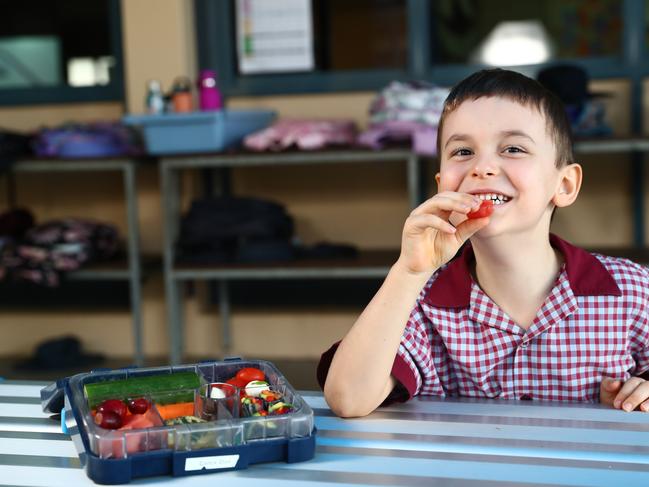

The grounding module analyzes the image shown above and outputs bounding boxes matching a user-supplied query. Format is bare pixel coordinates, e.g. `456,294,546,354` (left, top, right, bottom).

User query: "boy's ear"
435,172,441,189
553,163,582,208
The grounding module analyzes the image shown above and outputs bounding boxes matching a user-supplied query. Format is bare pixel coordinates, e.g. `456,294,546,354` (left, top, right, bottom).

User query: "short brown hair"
436,68,574,168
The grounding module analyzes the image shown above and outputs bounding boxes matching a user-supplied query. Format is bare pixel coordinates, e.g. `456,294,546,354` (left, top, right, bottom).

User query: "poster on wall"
236,0,314,74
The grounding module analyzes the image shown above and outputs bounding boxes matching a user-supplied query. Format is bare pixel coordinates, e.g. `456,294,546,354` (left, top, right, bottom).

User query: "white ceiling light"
471,20,554,67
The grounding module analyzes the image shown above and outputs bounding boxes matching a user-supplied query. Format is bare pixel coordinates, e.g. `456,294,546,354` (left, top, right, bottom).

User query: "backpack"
0,129,33,170
177,196,295,263
358,81,450,155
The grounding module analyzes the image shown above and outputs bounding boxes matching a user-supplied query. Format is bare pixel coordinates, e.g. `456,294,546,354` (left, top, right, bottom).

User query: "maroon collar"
422,234,621,308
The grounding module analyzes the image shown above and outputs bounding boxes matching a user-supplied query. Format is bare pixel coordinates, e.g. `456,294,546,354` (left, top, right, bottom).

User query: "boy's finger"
614,378,646,411
411,196,478,217
602,377,621,392
411,193,479,216
436,191,481,208
454,215,490,243
600,377,622,407
406,214,457,234
620,382,649,412
640,399,649,413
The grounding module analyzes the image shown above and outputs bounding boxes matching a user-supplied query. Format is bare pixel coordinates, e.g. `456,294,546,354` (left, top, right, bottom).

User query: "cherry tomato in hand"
467,199,494,219
235,367,265,384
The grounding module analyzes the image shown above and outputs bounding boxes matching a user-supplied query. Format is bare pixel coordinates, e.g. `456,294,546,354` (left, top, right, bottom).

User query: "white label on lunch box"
185,454,240,471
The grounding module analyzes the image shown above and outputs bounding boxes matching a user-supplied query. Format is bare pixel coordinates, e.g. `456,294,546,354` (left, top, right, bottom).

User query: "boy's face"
437,96,564,238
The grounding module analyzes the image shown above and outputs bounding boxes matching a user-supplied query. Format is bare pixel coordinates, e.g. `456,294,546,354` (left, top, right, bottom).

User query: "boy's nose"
471,158,498,178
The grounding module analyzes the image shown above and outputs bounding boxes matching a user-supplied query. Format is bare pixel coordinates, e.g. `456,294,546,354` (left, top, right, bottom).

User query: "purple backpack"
358,81,449,155
32,122,141,158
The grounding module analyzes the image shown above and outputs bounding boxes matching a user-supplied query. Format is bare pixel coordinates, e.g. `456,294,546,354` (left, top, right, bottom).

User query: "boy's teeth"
477,193,510,203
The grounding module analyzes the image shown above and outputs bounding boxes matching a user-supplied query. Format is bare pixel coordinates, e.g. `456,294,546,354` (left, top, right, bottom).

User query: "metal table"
1,379,648,486
9,158,144,365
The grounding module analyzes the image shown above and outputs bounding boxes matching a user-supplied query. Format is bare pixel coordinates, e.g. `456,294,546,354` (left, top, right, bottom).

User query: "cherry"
97,399,127,419
127,397,150,415
94,410,122,429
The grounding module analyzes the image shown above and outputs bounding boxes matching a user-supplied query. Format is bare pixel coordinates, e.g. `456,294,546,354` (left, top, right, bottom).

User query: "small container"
198,69,222,111
196,382,239,421
163,92,174,113
172,76,193,113
145,80,165,114
122,109,276,154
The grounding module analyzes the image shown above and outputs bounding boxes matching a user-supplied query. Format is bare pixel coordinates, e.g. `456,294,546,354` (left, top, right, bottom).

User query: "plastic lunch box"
40,358,316,484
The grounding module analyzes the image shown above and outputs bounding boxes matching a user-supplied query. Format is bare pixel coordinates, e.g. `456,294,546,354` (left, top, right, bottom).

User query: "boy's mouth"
474,192,511,206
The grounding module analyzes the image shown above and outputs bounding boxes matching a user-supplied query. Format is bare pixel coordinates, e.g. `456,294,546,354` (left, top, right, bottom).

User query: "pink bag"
244,119,358,151
358,81,449,155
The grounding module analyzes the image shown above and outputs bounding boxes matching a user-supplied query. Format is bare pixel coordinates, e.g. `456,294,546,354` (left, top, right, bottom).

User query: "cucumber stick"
85,371,200,408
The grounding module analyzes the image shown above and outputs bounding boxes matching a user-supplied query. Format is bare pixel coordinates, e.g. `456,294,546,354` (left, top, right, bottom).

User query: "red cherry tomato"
127,398,150,415
235,367,265,384
226,376,247,388
226,376,249,398
95,410,123,429
97,399,127,419
467,199,494,219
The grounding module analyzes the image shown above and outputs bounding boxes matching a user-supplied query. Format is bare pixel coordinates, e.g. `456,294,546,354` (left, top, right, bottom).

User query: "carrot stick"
155,402,195,420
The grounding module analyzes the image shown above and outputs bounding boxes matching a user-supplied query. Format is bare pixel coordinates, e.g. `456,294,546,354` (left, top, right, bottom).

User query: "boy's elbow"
323,380,376,418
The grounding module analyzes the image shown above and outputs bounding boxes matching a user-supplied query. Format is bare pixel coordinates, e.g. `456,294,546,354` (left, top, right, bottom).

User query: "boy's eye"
451,147,473,157
503,146,526,154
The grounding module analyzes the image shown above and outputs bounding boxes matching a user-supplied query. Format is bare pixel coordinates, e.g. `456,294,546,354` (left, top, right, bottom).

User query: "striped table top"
1,380,649,486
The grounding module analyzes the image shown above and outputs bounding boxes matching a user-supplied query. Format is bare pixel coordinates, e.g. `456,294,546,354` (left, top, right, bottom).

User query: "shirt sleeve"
316,294,447,405
631,305,649,375
631,330,649,376
316,340,418,406
396,302,439,397
627,264,649,376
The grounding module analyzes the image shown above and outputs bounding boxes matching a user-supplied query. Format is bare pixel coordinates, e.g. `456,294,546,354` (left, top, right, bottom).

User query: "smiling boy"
319,69,649,417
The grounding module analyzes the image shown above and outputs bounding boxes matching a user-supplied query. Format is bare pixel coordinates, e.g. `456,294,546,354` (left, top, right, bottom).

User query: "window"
0,0,124,105
196,0,413,95
197,0,648,95
430,0,622,66
311,0,408,71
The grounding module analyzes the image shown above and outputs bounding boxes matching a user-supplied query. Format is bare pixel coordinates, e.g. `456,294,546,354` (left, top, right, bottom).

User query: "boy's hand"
599,377,622,407
600,376,649,412
397,192,491,275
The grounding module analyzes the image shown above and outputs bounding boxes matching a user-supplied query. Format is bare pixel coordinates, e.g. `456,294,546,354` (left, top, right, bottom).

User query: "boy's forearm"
324,261,433,417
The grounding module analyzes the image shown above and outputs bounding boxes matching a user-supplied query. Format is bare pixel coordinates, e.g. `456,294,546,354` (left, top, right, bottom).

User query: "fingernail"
623,402,632,412
614,400,621,408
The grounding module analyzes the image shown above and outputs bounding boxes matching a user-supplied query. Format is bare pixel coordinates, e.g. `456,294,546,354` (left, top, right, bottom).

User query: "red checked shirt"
317,234,649,404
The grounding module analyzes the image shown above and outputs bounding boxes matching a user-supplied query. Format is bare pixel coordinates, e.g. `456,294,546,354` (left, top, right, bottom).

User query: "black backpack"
0,129,33,171
177,196,295,263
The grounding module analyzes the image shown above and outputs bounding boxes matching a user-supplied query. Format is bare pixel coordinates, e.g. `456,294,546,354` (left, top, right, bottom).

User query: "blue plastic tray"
41,358,316,484
123,109,276,155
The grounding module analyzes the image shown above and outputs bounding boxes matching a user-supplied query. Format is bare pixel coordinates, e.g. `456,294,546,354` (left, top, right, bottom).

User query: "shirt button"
520,394,532,400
